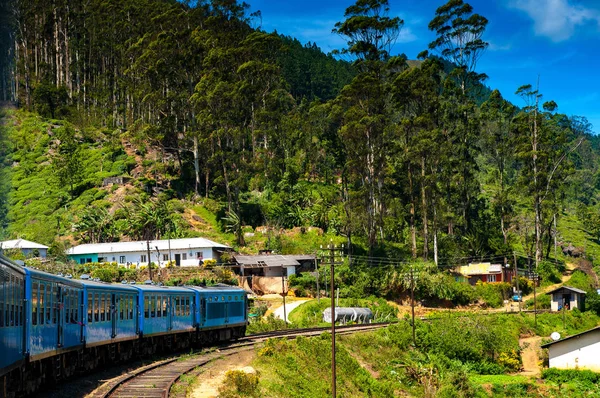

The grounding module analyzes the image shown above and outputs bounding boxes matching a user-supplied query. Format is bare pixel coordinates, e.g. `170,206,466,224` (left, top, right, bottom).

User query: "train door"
111,294,117,338
57,285,64,347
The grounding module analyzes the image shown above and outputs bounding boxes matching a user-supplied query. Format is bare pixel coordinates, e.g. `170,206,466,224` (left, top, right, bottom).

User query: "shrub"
542,368,600,386
218,370,260,398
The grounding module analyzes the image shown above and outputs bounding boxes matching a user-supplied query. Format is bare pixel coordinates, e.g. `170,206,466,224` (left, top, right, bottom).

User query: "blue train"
0,254,247,395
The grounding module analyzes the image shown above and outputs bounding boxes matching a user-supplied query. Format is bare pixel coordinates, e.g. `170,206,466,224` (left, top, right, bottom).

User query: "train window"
152,296,157,318
163,297,168,317
52,286,58,324
100,293,106,322
128,296,133,320
222,296,225,302
208,297,212,302
144,296,149,318
0,275,4,328
228,296,231,301
186,297,190,316
8,275,13,326
46,285,52,324
157,296,162,318
74,291,79,323
94,293,100,322
107,295,112,322
38,284,44,325
174,297,179,316
120,295,124,320
88,292,93,323
0,276,5,328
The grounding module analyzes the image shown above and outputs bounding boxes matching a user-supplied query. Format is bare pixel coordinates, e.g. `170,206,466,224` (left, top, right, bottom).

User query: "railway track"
88,323,389,398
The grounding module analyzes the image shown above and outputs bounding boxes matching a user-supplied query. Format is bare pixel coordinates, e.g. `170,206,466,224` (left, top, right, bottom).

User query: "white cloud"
509,0,600,42
397,27,417,43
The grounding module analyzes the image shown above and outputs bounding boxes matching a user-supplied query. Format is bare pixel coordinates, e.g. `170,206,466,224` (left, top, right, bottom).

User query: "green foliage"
537,260,564,284
218,370,261,398
474,281,512,308
542,368,600,391
246,314,287,335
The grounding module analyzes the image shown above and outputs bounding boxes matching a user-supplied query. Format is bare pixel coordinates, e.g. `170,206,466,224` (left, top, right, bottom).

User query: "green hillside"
0,0,599,284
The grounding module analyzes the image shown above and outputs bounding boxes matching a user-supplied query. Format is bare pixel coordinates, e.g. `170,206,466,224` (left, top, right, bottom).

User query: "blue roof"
26,267,83,287
129,284,194,293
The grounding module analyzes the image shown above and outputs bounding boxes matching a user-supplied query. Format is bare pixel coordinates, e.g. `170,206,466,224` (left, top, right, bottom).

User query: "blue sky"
248,0,600,134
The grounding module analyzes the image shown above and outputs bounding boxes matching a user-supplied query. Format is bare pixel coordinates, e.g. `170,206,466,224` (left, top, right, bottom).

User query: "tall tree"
333,0,404,253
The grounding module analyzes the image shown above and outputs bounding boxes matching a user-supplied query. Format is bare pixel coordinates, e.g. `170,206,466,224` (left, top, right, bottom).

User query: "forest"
1,0,599,271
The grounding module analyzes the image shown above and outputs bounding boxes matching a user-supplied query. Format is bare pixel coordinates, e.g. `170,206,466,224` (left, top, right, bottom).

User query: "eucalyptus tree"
480,90,518,259
423,0,488,234
515,84,583,266
333,0,404,253
392,58,444,261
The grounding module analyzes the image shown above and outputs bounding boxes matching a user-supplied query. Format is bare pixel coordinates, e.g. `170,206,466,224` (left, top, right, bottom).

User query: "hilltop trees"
333,0,404,254
2,0,593,267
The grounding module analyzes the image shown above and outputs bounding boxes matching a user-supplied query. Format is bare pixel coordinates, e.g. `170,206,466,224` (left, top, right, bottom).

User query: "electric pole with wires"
320,243,344,398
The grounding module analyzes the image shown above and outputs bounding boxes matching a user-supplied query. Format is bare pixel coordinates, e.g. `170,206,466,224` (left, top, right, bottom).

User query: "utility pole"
315,254,320,303
146,240,153,281
321,243,343,398
281,274,287,327
513,252,520,311
528,267,539,329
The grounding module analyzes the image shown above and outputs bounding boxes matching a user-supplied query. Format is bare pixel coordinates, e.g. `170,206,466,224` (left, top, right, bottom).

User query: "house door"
562,294,571,310
175,254,181,266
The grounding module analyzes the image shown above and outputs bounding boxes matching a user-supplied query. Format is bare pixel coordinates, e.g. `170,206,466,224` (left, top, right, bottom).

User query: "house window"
119,256,126,263
488,275,497,282
196,252,203,259
141,255,147,263
79,259,85,265
182,253,187,260
163,254,169,261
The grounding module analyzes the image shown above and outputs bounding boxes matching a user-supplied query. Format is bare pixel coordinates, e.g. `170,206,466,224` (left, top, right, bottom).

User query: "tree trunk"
421,156,428,260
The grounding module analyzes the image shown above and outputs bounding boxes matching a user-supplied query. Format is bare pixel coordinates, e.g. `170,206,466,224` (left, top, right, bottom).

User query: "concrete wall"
548,330,600,371
550,292,582,311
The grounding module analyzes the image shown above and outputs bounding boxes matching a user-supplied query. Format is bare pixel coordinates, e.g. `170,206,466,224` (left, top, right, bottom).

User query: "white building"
67,238,231,267
0,239,49,258
542,326,600,371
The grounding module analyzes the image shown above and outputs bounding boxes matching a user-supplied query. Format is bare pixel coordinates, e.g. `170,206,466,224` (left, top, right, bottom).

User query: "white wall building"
67,238,231,267
0,239,49,258
542,327,600,371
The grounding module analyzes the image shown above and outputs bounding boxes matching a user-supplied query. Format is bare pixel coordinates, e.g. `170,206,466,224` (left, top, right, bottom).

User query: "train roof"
76,279,139,292
185,284,245,293
129,284,194,293
25,267,83,288
0,253,26,275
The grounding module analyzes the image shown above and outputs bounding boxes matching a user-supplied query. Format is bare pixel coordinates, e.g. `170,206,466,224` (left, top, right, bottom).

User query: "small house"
455,262,512,285
232,254,316,277
541,326,600,371
0,239,49,258
546,286,586,311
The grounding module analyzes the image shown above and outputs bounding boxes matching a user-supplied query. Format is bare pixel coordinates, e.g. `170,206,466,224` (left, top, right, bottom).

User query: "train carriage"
0,254,26,377
186,285,247,341
79,279,139,346
131,284,195,337
25,268,84,360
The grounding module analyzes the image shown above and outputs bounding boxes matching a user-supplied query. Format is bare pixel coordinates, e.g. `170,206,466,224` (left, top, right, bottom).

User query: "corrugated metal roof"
67,237,230,255
0,239,49,250
545,285,588,295
234,254,315,267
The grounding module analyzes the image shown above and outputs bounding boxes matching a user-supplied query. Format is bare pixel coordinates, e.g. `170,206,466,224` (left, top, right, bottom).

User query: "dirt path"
188,349,256,398
519,336,542,376
521,262,576,303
